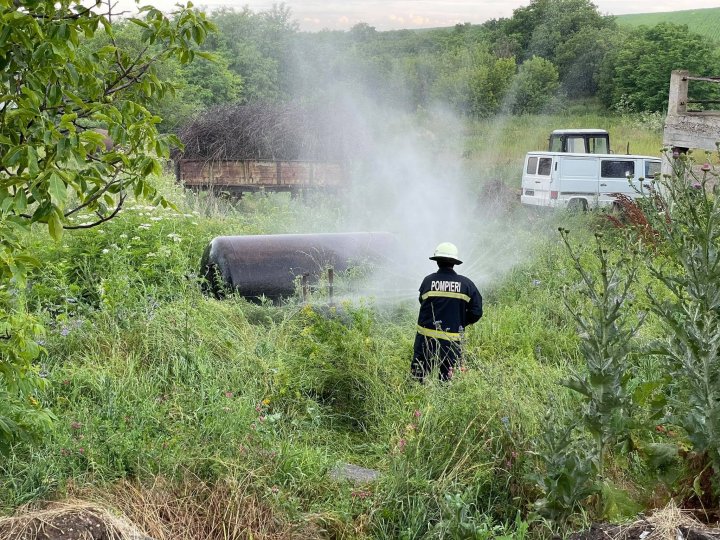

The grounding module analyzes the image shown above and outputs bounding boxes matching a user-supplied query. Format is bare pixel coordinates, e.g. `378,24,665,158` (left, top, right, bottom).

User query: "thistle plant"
532,414,600,522
640,151,720,488
558,229,644,478
534,230,643,523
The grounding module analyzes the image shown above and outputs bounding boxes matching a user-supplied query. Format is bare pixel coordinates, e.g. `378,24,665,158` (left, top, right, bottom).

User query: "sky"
112,0,720,31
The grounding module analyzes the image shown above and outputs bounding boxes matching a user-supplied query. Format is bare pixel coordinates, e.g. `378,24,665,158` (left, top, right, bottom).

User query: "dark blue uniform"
412,267,483,381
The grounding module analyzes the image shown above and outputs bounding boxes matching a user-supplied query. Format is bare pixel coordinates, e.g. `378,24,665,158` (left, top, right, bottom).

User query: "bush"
506,56,560,115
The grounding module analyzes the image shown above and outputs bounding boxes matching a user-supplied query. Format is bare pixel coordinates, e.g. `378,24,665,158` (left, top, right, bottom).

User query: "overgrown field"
3,113,719,539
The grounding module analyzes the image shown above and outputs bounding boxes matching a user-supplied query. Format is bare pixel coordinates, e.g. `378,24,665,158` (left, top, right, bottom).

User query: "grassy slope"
0,112,670,538
616,7,720,41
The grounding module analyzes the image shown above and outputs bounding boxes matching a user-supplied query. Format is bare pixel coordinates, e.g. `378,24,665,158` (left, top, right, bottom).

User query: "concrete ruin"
662,70,720,176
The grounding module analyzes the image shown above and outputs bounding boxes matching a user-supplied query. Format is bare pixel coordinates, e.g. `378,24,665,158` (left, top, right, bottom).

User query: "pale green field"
616,7,720,42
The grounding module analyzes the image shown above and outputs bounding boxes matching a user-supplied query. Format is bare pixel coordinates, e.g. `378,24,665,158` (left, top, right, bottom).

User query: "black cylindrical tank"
201,232,396,300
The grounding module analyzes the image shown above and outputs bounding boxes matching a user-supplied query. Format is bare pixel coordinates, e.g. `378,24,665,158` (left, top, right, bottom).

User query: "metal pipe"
201,232,397,301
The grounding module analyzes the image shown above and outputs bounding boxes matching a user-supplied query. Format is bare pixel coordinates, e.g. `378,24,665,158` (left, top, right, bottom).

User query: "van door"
536,156,553,204
522,155,553,205
599,159,636,201
559,157,598,205
522,155,538,196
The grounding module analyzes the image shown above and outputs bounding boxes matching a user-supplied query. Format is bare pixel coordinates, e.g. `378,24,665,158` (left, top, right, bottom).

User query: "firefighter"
412,242,483,382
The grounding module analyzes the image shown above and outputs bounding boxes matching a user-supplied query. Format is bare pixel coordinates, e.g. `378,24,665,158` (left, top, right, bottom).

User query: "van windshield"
588,136,608,154
549,133,610,153
566,136,585,152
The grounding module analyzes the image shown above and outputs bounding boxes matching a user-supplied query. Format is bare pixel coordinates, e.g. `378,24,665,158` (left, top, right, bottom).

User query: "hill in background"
616,7,720,41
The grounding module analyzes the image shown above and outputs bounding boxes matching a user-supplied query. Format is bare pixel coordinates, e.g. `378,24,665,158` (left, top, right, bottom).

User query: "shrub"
506,56,560,115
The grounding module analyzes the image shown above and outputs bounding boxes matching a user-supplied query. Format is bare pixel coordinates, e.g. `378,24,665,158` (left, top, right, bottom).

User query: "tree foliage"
502,0,615,64
132,2,720,125
506,56,560,114
554,27,615,96
599,23,720,112
0,0,211,450
208,7,297,103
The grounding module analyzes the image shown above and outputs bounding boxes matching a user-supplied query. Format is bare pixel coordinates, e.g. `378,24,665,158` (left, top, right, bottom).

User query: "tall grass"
0,111,678,537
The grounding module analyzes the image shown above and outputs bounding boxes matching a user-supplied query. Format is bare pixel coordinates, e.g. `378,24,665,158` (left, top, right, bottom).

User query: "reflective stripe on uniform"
416,324,462,341
421,291,471,302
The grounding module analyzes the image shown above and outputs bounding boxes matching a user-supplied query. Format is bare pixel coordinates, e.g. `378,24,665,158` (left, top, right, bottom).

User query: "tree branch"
64,175,123,218
64,193,126,229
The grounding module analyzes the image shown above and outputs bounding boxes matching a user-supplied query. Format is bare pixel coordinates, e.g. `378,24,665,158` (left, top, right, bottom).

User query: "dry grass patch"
643,500,713,540
0,475,329,540
0,500,140,540
87,476,299,540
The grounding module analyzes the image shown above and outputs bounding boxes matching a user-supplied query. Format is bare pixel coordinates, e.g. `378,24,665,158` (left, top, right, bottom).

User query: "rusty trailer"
176,159,343,195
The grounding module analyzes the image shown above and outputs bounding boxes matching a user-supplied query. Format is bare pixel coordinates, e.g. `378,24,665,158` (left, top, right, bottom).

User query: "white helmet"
430,242,462,264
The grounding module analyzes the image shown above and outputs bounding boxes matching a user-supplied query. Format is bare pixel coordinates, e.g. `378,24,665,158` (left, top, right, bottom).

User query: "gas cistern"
200,232,397,302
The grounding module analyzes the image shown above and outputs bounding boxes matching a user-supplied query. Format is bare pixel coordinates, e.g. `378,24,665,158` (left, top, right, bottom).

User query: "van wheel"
568,198,588,212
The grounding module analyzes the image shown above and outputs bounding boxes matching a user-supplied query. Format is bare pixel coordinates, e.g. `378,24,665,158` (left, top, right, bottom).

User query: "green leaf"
14,254,39,268
31,201,53,223
693,474,704,498
26,146,39,176
129,17,150,28
48,209,63,241
632,380,663,406
561,377,591,398
642,442,679,470
4,146,23,167
48,173,67,208
14,189,27,212
600,481,643,521
159,197,179,212
133,179,144,198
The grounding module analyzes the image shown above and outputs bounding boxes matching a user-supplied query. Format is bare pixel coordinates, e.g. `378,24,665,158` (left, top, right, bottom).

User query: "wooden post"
328,268,334,306
302,273,309,302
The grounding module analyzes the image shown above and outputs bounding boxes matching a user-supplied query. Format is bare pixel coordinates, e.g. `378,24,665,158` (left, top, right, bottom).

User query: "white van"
520,152,661,209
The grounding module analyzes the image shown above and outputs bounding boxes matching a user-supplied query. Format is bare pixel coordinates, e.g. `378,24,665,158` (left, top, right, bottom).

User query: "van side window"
526,157,538,174
601,160,635,178
538,158,552,175
645,161,660,178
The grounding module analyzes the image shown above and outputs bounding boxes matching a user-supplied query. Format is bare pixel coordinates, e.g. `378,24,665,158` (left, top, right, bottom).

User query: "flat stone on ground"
329,463,381,484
